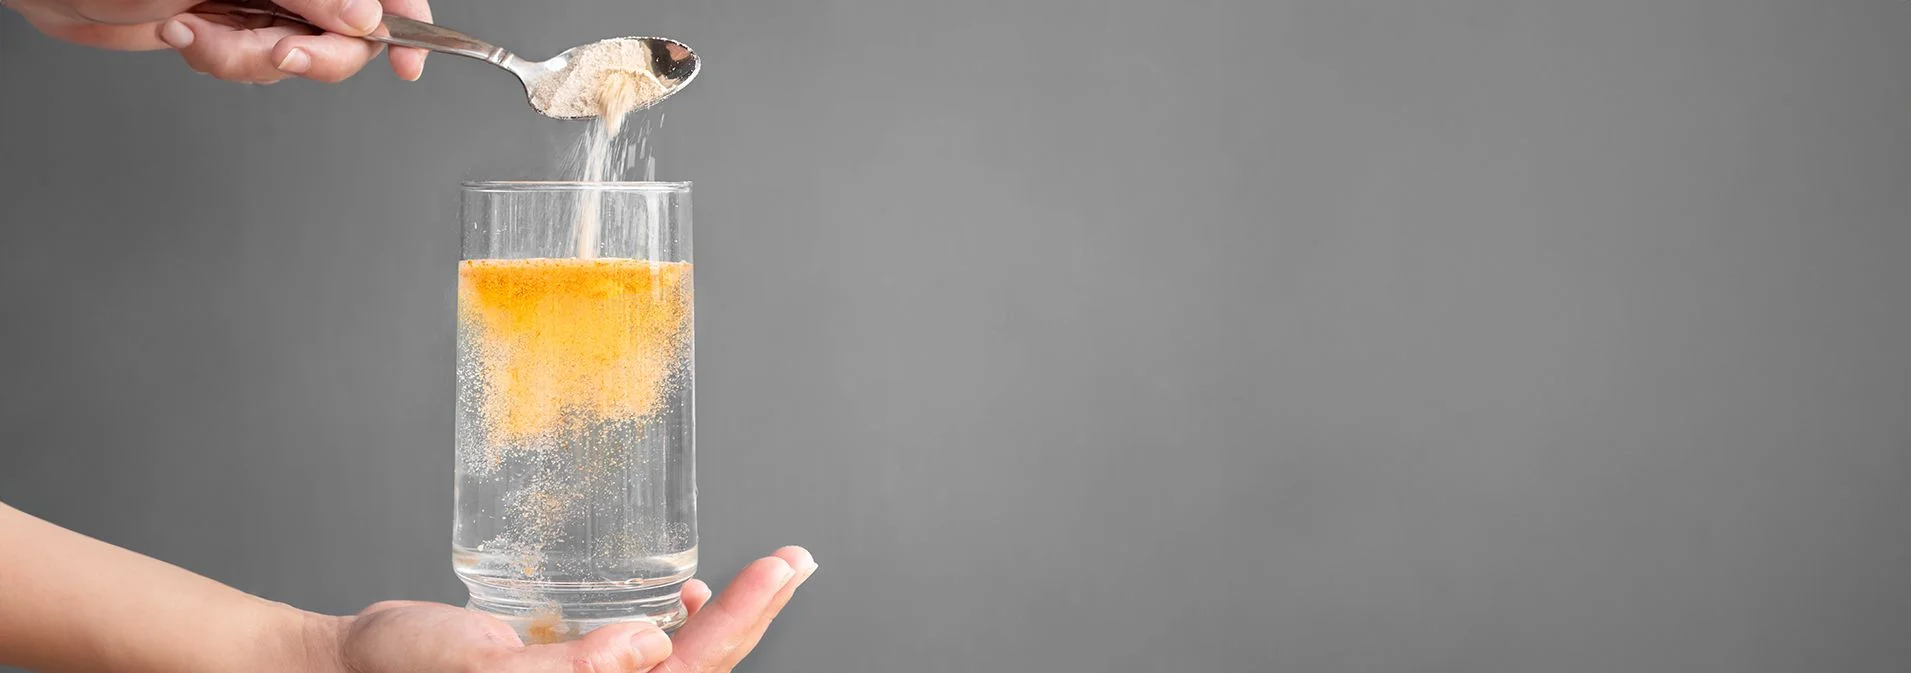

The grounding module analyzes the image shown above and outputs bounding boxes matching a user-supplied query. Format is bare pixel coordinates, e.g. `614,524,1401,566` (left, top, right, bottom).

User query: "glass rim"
462,180,692,193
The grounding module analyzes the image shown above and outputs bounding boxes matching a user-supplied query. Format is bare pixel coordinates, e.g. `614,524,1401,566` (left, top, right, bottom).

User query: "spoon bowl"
508,37,700,120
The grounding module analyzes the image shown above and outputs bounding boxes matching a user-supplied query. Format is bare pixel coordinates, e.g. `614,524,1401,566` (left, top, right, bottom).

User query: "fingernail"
772,560,797,584
630,628,671,658
159,20,193,49
276,48,311,74
340,0,382,35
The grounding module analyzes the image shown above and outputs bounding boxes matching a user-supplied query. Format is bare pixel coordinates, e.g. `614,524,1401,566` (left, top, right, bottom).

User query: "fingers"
163,10,387,84
658,547,817,673
728,547,816,669
162,14,310,84
376,0,432,80
270,0,384,38
38,0,425,83
276,0,434,81
268,33,381,83
681,580,712,618
497,621,673,673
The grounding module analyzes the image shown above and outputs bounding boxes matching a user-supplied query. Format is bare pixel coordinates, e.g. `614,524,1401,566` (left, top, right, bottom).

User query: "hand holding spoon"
193,1,700,119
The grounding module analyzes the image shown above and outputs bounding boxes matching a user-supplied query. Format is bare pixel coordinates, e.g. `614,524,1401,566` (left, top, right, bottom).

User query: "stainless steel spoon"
193,1,700,120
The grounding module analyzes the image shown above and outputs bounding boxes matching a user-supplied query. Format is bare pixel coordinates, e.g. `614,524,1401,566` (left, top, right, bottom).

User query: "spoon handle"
191,1,513,65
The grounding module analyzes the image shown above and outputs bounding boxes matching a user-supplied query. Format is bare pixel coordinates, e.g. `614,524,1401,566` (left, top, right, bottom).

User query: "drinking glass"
453,181,695,640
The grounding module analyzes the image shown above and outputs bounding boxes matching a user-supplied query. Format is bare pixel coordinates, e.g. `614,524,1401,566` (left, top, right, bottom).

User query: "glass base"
466,584,689,643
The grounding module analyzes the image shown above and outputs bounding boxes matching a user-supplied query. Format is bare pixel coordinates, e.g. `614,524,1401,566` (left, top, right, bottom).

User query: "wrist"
260,602,350,673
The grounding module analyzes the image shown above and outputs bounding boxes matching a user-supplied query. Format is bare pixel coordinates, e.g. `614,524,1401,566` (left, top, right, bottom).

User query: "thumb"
271,0,385,37
498,622,674,673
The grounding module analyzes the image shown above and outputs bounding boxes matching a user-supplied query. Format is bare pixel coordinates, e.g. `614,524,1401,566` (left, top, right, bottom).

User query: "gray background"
3,0,1910,671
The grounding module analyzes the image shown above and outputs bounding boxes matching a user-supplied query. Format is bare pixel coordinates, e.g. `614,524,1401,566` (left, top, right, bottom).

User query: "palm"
335,547,814,673
340,602,528,673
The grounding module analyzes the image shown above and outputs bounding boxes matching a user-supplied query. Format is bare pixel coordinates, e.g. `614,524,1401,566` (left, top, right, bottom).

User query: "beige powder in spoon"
530,38,668,124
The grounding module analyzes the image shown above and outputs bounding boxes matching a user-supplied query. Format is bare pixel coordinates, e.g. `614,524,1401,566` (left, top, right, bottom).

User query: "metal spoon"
192,1,700,120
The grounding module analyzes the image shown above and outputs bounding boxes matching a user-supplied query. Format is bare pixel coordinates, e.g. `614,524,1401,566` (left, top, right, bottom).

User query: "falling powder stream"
574,62,667,257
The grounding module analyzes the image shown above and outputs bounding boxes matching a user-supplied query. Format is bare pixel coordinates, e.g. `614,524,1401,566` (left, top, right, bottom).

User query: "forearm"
0,501,342,673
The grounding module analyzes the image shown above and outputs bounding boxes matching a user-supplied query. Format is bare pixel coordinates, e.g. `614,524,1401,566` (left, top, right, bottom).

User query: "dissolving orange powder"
458,258,692,444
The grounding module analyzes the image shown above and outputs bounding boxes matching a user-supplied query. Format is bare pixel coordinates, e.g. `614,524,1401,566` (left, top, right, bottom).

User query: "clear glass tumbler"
454,181,695,641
